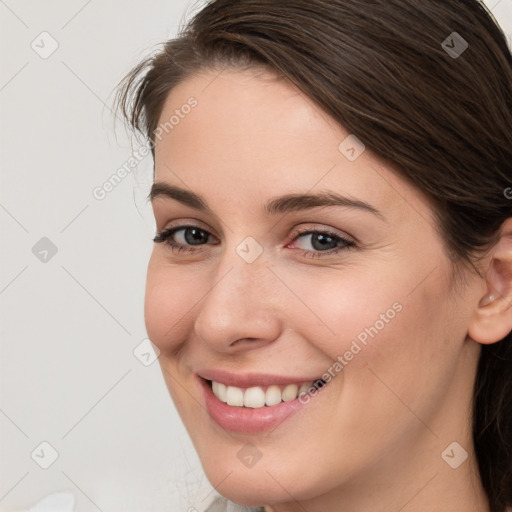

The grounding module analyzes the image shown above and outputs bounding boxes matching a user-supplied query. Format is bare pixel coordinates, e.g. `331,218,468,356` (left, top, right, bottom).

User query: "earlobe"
468,218,512,345
470,291,511,344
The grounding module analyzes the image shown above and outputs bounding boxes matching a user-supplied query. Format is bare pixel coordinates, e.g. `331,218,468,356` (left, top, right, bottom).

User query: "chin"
201,465,294,507
196,443,340,508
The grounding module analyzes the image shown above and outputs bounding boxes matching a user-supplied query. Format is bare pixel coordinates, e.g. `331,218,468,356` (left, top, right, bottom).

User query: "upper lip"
196,369,324,388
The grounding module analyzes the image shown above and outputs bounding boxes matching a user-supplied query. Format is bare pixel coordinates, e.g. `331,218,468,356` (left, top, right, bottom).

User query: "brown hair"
115,0,512,509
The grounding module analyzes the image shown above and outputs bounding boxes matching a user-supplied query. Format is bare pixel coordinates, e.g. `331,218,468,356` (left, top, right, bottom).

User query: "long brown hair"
115,1,512,509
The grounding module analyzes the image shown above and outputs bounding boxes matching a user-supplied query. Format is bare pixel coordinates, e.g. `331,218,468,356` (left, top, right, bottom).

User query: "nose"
193,248,283,353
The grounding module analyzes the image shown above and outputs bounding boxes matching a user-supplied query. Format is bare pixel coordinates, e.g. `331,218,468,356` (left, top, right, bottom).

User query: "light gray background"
1,1,511,511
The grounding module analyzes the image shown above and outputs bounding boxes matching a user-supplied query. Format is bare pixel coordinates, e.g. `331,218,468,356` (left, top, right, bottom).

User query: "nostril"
231,338,258,345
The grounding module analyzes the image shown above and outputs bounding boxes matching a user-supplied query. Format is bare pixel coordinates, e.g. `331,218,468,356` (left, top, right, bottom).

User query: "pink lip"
196,372,327,434
196,369,323,388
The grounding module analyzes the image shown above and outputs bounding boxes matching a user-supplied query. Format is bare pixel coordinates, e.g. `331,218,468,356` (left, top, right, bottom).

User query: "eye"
153,225,217,253
153,224,356,258
288,227,355,259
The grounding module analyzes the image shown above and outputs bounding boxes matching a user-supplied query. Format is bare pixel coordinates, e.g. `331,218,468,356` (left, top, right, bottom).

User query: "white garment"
206,495,512,512
205,496,263,512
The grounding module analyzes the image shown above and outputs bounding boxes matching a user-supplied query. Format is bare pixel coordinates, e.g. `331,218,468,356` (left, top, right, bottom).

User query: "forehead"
156,67,336,157
153,68,433,225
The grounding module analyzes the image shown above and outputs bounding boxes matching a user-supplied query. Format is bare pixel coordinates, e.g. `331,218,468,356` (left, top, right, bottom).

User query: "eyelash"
153,224,356,259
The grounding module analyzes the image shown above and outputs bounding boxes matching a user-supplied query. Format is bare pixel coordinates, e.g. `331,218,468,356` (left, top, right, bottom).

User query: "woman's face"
146,68,484,507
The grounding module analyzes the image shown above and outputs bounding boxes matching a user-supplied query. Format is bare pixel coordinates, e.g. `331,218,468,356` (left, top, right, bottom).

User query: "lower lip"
199,377,322,434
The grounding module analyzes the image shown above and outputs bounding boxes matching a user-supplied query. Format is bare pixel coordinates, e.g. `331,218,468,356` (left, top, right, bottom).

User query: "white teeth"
226,386,244,406
265,385,282,406
211,380,323,408
212,381,227,403
282,384,299,402
243,387,266,408
298,383,310,397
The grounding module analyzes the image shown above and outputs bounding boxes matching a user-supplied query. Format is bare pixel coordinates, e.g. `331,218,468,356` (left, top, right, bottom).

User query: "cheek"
279,265,407,363
286,258,459,391
144,256,202,352
325,268,462,428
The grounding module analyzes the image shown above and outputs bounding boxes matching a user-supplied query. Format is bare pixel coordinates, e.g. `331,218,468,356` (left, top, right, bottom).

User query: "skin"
145,67,512,512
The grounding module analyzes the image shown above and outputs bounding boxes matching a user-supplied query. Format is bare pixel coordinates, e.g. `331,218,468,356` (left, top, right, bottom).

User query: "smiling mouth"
206,378,327,408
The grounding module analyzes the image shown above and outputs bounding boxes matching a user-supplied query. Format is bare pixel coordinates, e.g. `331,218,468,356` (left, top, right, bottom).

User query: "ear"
468,217,512,345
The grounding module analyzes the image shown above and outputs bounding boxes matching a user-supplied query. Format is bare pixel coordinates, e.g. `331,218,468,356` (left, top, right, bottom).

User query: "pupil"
186,228,209,245
312,233,336,251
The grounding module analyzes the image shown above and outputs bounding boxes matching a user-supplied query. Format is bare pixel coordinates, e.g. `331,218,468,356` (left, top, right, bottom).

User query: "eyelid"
153,223,218,245
290,225,355,244
157,218,218,236
155,221,354,244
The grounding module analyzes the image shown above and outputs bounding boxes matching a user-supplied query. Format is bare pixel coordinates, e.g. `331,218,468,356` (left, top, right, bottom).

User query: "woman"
116,1,512,511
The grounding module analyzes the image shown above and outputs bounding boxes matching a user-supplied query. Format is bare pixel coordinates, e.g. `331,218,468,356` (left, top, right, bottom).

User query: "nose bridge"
193,237,282,349
210,233,275,303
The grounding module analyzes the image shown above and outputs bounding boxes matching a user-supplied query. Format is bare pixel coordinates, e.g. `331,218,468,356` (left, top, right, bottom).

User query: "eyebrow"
149,182,385,219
